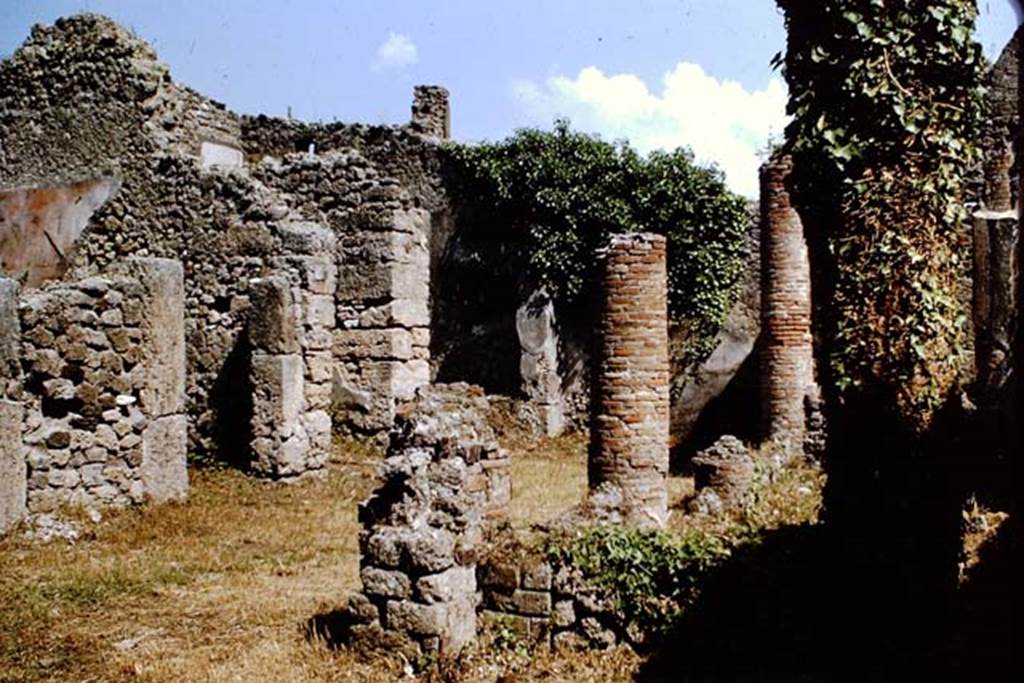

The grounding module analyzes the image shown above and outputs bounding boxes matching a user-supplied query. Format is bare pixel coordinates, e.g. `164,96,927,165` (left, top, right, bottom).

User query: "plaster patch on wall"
200,141,244,170
0,177,120,288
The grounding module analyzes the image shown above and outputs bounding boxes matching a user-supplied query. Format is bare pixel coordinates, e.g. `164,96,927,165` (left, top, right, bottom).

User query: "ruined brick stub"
411,86,451,140
344,384,509,656
588,233,670,529
689,435,755,515
6,258,187,516
759,155,813,454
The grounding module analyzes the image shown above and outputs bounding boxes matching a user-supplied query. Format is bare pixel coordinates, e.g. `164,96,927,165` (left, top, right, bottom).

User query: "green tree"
444,120,749,364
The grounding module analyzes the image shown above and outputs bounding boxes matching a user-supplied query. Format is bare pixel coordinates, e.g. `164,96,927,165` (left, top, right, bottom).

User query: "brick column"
588,233,670,529
759,154,813,453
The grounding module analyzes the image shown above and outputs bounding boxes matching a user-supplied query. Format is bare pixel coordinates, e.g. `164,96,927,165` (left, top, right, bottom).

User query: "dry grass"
1,423,820,683
0,446,394,682
0,432,648,683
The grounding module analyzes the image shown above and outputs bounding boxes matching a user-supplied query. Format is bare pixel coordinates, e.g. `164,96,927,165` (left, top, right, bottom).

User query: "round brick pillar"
759,154,813,452
589,233,670,528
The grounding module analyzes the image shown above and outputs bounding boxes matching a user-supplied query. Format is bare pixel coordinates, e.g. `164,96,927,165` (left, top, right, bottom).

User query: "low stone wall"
343,384,509,656
477,550,642,651
0,257,186,525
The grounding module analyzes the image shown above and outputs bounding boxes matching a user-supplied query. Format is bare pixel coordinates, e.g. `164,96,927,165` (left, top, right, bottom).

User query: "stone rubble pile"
344,384,509,656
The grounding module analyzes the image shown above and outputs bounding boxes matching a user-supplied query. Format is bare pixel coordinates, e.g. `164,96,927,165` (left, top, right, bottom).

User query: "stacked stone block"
410,85,451,140
588,233,670,529
9,258,187,515
345,384,509,656
478,550,645,650
245,221,336,480
334,207,432,434
759,154,814,453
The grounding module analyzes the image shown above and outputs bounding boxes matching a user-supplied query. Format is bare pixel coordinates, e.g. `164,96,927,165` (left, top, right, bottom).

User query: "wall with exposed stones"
0,257,186,527
0,14,449,475
588,234,670,529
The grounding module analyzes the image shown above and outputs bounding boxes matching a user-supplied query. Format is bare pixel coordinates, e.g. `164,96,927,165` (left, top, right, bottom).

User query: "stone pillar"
248,275,320,480
411,85,451,140
588,233,670,529
272,221,337,476
0,400,25,534
117,258,189,503
345,385,505,657
516,290,564,436
0,277,24,533
334,208,431,435
759,154,813,453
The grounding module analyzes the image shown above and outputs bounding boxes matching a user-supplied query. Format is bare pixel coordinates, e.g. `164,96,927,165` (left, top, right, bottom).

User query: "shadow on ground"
637,516,1019,683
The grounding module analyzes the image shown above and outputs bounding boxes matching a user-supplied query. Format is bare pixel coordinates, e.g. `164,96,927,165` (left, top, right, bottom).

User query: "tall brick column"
588,233,670,529
759,154,813,454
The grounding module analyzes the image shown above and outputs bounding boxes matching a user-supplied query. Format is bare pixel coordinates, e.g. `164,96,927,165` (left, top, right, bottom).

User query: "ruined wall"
344,384,509,657
588,234,670,529
758,154,814,453
0,258,186,517
0,15,448,466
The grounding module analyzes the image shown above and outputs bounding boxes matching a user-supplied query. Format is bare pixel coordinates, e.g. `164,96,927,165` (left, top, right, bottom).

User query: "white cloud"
512,63,789,197
373,32,418,71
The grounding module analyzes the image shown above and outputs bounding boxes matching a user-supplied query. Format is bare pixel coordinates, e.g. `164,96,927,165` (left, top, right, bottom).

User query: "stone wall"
758,154,814,453
477,545,654,651
0,258,186,521
588,234,670,529
411,85,451,141
0,15,448,467
343,384,509,657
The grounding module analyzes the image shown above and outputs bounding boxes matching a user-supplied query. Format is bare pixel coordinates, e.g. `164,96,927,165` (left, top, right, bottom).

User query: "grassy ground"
1,430,818,683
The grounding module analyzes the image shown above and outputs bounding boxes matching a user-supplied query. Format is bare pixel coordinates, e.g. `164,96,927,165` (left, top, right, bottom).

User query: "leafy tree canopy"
444,120,750,363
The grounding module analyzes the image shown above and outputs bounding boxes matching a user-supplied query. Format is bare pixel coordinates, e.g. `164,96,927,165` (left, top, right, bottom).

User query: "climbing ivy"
545,525,732,639
775,0,986,431
444,120,749,364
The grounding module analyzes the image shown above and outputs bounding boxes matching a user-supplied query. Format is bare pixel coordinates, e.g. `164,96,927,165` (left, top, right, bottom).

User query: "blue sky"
2,1,1019,195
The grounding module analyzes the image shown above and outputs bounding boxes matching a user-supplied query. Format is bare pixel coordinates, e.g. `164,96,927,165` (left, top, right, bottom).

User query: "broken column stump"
344,384,509,657
588,233,670,529
759,154,814,455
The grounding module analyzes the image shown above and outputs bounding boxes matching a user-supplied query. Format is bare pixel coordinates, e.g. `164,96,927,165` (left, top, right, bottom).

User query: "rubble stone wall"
0,15,447,463
344,385,509,657
758,154,814,452
588,233,670,529
2,258,186,518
